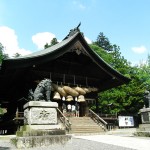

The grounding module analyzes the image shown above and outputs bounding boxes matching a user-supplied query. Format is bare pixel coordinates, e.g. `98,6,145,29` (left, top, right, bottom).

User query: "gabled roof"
1,26,130,92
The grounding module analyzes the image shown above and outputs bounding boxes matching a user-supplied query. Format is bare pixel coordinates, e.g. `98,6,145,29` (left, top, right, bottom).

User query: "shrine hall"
0,25,130,134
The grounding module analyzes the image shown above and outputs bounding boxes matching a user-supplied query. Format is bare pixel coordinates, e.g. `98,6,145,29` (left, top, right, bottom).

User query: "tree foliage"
0,43,4,64
90,32,149,115
0,43,9,64
94,32,113,52
44,38,58,49
13,53,21,58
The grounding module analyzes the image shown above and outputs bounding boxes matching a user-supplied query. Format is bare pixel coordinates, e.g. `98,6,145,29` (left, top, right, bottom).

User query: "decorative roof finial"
77,22,81,30
63,22,81,40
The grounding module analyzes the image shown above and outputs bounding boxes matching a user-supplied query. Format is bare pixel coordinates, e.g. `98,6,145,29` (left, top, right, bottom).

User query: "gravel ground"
0,137,135,150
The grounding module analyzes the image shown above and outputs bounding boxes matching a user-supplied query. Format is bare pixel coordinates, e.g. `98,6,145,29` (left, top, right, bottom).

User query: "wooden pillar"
95,93,99,114
95,99,99,113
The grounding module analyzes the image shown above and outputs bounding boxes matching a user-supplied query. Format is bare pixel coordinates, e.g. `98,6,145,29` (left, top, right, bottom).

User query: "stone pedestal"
24,101,58,126
140,107,150,124
11,101,72,149
134,108,150,137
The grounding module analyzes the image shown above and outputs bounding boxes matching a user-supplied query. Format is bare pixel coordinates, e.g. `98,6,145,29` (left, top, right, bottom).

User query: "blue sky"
0,0,150,65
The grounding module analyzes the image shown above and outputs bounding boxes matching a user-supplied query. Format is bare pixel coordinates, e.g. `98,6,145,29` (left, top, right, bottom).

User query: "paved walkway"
75,134,150,150
0,131,150,150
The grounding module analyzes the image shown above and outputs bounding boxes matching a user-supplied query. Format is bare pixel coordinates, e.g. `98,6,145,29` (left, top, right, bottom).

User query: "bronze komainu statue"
32,79,52,101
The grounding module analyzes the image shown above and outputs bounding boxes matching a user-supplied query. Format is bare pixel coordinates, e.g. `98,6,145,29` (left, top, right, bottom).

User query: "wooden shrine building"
0,25,130,133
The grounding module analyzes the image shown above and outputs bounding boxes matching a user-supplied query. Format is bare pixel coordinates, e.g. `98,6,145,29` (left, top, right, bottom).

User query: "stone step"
70,128,104,133
71,131,102,134
69,117,92,120
71,124,101,126
71,127,103,131
70,122,97,125
69,117,105,134
71,126,102,129
71,130,102,132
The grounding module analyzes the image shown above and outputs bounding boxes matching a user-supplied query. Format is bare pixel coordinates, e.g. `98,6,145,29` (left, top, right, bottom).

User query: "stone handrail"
89,109,108,131
57,108,71,132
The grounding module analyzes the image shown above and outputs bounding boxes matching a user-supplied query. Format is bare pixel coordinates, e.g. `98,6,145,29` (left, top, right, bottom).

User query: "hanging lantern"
75,97,78,101
78,95,85,102
53,92,61,100
62,96,66,101
66,95,73,101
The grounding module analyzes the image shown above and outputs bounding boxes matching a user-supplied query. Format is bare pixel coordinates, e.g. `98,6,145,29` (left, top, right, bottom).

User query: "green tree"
110,44,131,75
94,32,113,52
51,38,58,46
90,44,113,64
44,43,49,49
13,53,21,58
0,43,9,64
98,67,145,115
44,38,58,49
90,33,147,115
0,43,4,64
147,54,150,66
0,104,3,115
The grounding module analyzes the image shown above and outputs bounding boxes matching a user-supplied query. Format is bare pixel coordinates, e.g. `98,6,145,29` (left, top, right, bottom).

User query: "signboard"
118,116,134,127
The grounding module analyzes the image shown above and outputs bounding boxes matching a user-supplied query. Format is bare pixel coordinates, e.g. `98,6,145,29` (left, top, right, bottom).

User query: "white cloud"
131,60,147,67
131,45,147,54
79,3,86,10
85,36,92,44
73,1,86,10
0,26,31,57
32,32,55,50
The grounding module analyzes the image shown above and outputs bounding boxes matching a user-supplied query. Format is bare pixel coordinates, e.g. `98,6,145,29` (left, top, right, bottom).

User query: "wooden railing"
57,108,71,132
89,109,108,131
14,112,24,120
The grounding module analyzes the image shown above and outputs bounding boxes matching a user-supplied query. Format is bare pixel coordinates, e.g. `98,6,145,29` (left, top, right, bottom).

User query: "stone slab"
23,101,58,125
137,124,150,131
140,108,150,112
23,125,62,130
24,101,58,109
24,107,57,125
11,135,72,149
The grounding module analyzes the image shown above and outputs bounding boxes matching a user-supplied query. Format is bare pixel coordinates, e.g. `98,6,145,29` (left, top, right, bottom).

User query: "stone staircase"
69,117,105,135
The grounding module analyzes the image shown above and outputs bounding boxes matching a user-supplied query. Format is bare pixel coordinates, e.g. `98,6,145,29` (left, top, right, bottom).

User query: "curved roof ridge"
76,33,130,83
2,28,130,83
7,32,80,60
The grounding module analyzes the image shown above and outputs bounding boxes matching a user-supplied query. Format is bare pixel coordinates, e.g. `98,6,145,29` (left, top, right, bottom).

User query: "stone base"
20,124,62,130
134,131,150,137
11,135,72,149
137,124,150,131
134,123,150,137
24,101,58,125
16,126,66,137
12,101,72,149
